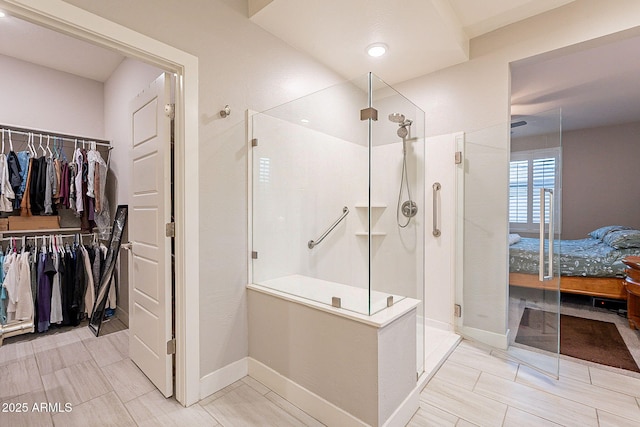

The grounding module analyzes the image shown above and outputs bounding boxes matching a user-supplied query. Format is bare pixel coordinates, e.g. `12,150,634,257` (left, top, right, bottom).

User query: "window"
509,148,560,232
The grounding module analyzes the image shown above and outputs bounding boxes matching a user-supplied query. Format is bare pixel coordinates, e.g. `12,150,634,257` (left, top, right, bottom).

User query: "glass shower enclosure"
250,72,425,371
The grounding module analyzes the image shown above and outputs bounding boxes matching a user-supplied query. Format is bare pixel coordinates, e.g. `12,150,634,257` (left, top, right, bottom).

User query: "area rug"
515,307,640,372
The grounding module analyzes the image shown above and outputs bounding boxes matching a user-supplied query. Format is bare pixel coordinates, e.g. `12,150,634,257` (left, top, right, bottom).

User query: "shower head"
388,113,406,123
397,126,409,139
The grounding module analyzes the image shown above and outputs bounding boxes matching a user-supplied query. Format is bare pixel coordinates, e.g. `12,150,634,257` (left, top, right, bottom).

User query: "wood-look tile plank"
34,341,93,376
455,419,479,426
516,364,640,422
126,389,219,427
502,406,561,427
589,365,640,398
0,341,34,366
433,360,481,390
474,372,597,426
51,391,135,427
106,330,129,359
264,391,325,427
447,344,518,381
420,377,507,426
597,409,640,427
242,376,270,395
83,336,126,367
0,390,53,427
31,330,81,353
0,357,43,401
41,359,112,407
198,381,243,406
407,402,458,426
559,358,592,384
100,358,155,403
201,383,302,427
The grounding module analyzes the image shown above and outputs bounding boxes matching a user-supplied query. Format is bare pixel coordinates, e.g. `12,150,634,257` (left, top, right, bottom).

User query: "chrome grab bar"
432,182,441,237
308,206,349,249
539,188,554,281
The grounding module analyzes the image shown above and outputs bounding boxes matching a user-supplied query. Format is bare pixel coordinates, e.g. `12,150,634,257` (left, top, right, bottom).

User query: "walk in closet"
0,124,116,344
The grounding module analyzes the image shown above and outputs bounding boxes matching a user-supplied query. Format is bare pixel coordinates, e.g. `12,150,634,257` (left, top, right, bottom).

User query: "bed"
509,226,640,300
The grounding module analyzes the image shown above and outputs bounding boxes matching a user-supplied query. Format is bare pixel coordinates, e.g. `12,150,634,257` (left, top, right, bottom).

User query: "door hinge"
360,107,378,121
454,304,462,318
251,138,258,147
251,251,258,259
166,338,176,355
165,222,175,238
164,103,175,120
455,151,463,164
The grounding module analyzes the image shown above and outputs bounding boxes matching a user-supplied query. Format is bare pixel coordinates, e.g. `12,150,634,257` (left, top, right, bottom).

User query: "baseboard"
382,383,420,427
459,325,508,349
115,306,129,327
248,357,368,427
424,317,454,332
199,357,248,400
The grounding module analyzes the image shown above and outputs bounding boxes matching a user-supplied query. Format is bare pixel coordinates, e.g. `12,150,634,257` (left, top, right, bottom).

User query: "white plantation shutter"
532,157,555,224
509,160,528,223
509,148,560,232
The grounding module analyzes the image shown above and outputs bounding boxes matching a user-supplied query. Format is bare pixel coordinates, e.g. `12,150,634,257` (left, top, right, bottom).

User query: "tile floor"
1,320,640,426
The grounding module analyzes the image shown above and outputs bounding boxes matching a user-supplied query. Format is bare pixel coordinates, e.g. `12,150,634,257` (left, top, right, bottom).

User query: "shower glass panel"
370,75,425,374
250,73,425,330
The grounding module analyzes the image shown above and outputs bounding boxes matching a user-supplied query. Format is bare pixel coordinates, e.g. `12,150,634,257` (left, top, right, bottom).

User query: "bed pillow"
603,229,640,249
588,225,632,240
508,233,521,245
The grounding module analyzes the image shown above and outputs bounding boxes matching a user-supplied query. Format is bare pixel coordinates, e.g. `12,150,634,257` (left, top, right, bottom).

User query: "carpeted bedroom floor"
508,286,640,379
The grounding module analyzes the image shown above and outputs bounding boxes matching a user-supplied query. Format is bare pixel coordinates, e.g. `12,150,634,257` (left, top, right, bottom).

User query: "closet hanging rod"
0,232,101,242
0,124,111,148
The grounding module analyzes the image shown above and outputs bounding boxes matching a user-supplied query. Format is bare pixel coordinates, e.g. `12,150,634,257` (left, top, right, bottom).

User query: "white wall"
0,53,104,138
62,0,343,381
394,0,640,340
103,57,164,323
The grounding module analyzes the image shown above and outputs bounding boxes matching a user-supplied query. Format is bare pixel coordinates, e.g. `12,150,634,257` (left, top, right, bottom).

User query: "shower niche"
247,73,426,426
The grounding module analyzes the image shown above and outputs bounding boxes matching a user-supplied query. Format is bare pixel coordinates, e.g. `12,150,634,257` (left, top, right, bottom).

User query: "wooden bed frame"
509,272,627,300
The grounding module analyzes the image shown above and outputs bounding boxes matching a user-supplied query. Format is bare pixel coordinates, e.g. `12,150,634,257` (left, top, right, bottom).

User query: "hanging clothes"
0,154,15,212
36,249,53,333
0,253,6,325
50,250,63,325
74,148,83,214
61,246,76,326
20,158,34,216
4,251,33,323
80,244,95,317
7,151,22,209
44,158,57,215
16,150,31,208
29,156,47,215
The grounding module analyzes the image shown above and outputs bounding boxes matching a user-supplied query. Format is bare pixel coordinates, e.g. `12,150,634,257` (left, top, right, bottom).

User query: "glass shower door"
507,108,562,377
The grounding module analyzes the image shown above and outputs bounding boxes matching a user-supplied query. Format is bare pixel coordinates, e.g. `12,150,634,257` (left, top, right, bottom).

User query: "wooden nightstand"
623,256,640,330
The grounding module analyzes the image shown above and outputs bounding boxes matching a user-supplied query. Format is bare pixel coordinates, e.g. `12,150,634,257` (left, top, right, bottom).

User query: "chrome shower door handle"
539,188,554,281
432,182,441,237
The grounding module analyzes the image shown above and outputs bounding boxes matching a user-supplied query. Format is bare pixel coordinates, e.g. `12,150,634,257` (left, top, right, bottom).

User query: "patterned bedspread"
509,237,640,277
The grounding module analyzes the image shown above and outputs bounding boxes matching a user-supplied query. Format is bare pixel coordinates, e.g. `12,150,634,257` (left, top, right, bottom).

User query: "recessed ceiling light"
300,119,310,124
367,43,387,57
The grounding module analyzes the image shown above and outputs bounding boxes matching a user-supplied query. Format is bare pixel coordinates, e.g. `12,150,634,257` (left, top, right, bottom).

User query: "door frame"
0,0,201,406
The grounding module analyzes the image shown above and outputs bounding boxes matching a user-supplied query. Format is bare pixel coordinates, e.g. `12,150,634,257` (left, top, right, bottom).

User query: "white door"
129,73,173,397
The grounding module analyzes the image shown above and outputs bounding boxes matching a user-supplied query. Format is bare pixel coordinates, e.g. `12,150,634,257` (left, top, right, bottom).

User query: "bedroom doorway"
506,108,562,378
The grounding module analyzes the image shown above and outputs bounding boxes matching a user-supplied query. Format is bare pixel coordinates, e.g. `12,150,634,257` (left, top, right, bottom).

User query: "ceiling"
249,0,576,84
1,1,638,137
0,14,124,82
511,32,640,136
